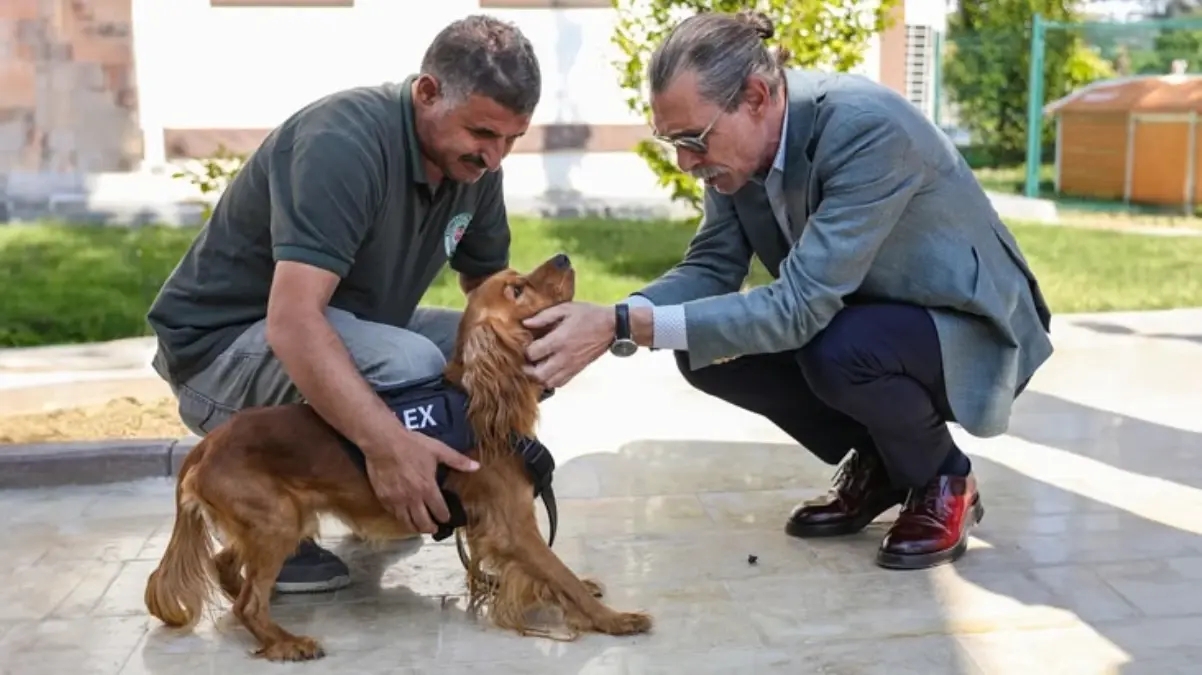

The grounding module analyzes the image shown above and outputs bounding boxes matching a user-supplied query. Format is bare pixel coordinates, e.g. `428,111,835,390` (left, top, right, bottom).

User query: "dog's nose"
551,253,571,270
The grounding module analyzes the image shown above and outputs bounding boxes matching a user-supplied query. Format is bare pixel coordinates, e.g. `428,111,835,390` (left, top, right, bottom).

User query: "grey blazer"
635,69,1054,438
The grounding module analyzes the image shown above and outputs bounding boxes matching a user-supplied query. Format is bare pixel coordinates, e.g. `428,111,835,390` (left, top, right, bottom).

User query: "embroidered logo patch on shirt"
444,212,473,258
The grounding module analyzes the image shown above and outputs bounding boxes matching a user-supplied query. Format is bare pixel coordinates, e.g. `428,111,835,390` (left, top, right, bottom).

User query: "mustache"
690,165,727,180
461,154,487,169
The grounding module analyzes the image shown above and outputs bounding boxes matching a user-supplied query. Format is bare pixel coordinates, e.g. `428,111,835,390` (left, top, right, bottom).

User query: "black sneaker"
274,539,351,594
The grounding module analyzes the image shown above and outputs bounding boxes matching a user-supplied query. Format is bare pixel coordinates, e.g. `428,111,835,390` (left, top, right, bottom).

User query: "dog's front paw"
599,610,653,636
255,636,326,662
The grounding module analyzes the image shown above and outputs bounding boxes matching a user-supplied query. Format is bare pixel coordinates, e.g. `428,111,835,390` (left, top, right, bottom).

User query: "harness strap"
453,432,559,569
456,483,557,572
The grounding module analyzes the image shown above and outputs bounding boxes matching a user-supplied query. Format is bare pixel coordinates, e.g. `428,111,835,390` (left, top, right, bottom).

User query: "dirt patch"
0,396,189,444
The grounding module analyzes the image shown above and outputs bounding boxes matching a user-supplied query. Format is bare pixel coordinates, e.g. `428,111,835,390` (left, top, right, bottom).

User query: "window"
904,24,935,119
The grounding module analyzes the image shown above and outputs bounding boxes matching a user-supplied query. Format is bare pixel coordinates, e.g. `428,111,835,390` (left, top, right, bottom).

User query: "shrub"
171,145,246,222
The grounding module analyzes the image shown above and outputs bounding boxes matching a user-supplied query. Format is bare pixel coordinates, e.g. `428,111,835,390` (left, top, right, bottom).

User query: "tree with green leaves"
1130,3,1202,75
610,0,899,212
944,0,1114,166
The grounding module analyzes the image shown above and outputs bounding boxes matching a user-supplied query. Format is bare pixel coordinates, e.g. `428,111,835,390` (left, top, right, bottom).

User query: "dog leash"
454,483,558,572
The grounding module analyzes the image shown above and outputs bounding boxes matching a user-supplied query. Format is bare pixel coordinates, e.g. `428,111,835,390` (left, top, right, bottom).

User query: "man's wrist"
357,411,413,459
629,306,654,346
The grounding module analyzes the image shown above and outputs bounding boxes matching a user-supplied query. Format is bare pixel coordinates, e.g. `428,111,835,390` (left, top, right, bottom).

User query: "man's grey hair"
421,15,542,116
648,10,790,110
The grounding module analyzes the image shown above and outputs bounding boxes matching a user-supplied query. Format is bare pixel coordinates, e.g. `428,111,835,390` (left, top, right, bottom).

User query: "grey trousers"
151,307,463,437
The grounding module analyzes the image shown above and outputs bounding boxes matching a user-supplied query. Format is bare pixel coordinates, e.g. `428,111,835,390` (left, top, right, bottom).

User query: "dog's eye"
511,284,524,299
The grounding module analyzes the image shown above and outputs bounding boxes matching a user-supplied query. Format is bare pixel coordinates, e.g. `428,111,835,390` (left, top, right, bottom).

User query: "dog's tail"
144,466,217,629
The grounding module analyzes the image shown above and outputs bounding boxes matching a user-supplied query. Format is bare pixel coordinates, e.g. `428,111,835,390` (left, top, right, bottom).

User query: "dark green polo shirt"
146,76,510,384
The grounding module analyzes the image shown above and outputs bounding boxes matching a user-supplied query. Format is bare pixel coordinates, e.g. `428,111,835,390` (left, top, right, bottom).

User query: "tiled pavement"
2,309,1201,674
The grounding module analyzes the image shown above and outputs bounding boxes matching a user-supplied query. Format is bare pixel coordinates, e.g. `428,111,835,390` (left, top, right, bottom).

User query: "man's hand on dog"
365,431,478,534
523,301,614,389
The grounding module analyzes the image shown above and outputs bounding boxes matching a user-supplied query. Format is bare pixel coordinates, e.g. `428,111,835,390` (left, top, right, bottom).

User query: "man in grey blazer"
523,10,1053,570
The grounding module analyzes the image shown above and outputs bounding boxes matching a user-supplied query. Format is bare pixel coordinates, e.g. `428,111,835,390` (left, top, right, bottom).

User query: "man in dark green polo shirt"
145,15,542,593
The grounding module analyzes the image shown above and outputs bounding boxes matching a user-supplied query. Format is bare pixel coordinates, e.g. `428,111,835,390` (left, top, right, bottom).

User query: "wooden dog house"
1044,75,1202,210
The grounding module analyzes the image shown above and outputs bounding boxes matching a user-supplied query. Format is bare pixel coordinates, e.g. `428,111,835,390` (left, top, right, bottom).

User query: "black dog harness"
337,374,558,570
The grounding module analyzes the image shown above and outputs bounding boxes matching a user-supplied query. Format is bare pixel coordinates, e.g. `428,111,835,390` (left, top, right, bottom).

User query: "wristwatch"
609,303,638,357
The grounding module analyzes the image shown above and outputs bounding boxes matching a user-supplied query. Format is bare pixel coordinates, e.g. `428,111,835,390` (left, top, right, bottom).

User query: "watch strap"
614,303,632,341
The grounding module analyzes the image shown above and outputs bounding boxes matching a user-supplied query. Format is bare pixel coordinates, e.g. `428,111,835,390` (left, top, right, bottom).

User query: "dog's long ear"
458,320,540,447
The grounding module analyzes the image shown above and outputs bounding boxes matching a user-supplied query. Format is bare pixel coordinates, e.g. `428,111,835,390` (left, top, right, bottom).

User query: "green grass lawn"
2,217,1200,348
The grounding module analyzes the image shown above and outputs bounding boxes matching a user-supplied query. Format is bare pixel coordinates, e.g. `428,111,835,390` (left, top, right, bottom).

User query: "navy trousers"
675,302,957,489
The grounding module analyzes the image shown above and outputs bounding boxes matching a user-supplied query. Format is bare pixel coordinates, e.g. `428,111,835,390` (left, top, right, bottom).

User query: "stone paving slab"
0,309,1201,673
0,336,159,375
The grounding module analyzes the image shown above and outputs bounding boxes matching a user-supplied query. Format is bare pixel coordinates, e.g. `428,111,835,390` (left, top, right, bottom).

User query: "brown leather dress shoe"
785,450,907,538
875,473,984,570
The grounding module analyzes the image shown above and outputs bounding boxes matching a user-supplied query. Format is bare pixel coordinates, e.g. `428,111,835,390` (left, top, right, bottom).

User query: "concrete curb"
0,436,198,490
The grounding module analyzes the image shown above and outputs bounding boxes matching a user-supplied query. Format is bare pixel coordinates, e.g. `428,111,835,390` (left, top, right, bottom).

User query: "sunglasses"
652,84,743,155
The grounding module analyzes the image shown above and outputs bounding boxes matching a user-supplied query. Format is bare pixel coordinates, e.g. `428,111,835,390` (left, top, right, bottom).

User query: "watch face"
610,339,638,357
